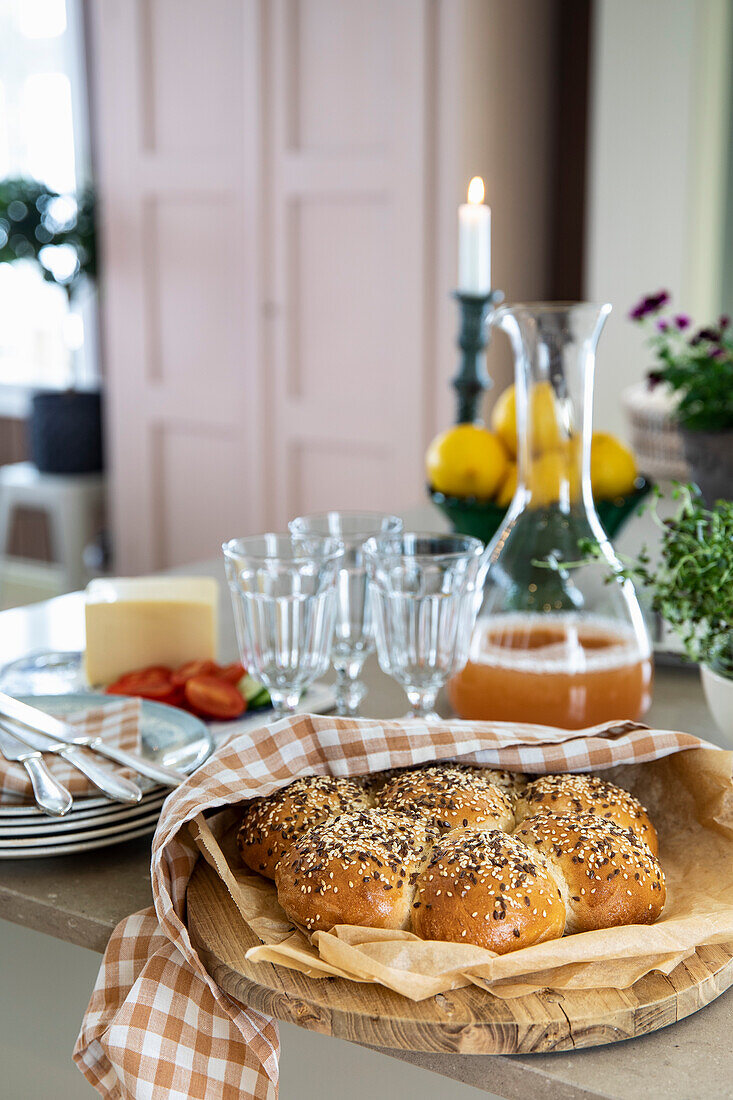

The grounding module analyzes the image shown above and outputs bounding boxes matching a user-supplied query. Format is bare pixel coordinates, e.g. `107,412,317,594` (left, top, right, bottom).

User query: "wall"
432,0,562,431
584,0,732,441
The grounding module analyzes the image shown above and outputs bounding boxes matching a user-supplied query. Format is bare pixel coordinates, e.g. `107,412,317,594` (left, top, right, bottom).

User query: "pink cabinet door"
89,0,266,572
88,0,441,570
262,0,432,526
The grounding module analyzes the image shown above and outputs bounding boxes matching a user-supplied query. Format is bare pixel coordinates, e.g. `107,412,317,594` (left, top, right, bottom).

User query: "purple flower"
647,370,663,389
656,319,669,332
720,315,730,330
710,347,724,359
646,290,671,311
674,313,690,330
629,290,671,321
697,327,720,342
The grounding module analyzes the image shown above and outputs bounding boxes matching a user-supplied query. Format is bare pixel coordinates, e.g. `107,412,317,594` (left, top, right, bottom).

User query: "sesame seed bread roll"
275,809,431,933
377,763,515,838
411,829,565,953
515,812,666,934
464,767,528,799
514,773,658,855
237,775,373,880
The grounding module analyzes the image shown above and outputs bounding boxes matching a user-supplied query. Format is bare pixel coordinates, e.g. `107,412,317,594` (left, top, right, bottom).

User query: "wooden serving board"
187,859,733,1054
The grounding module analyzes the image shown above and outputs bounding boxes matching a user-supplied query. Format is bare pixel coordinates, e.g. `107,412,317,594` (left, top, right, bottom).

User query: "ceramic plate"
0,798,167,837
0,693,213,818
0,821,159,859
0,809,163,847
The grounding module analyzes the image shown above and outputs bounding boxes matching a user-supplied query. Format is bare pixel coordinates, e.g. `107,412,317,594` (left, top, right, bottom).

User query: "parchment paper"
189,746,733,1001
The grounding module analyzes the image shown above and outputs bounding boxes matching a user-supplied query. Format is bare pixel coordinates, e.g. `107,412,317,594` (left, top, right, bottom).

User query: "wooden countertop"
1,583,732,1100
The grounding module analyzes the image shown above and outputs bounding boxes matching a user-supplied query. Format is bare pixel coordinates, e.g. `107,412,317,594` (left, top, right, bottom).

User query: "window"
0,0,95,393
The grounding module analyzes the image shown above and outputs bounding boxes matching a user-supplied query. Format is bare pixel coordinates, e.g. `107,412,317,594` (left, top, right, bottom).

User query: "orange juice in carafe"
459,301,653,730
448,613,653,728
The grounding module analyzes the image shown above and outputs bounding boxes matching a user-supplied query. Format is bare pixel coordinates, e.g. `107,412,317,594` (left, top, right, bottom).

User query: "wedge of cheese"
84,576,219,686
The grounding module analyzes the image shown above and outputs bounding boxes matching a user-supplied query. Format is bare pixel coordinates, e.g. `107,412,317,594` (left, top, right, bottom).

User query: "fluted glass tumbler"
363,533,485,719
222,534,343,722
289,511,403,716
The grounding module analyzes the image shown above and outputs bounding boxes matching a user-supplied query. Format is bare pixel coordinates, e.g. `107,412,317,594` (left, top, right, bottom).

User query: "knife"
0,725,73,817
0,691,186,788
0,719,144,805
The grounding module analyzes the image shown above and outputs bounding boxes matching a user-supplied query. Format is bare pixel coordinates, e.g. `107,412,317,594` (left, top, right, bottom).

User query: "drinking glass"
362,533,485,719
222,534,344,722
289,511,403,716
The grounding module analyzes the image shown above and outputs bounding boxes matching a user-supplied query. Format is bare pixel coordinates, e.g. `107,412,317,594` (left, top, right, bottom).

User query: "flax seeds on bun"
411,828,565,953
275,808,431,933
514,811,666,934
514,773,658,854
237,775,373,880
376,763,515,837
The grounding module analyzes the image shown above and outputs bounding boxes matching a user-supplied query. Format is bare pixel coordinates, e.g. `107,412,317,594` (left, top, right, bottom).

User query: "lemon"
426,424,508,499
528,450,579,507
591,433,638,499
491,385,519,457
490,382,562,457
495,462,517,508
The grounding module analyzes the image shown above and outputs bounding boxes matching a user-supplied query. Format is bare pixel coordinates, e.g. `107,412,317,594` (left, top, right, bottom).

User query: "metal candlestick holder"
451,289,504,424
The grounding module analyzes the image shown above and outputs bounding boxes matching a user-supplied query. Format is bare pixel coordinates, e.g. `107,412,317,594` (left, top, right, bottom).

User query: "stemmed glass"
363,533,485,719
289,511,402,716
222,534,344,722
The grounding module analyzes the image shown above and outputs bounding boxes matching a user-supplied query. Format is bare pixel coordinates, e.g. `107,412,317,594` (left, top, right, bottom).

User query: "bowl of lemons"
427,382,651,544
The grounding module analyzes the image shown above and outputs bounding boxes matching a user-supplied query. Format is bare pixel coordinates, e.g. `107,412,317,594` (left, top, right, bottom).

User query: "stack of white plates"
0,693,214,859
0,788,170,858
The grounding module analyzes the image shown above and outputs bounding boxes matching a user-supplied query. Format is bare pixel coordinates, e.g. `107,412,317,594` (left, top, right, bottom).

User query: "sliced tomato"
170,659,219,687
217,661,246,684
106,673,179,704
111,665,172,689
184,675,247,720
106,671,168,693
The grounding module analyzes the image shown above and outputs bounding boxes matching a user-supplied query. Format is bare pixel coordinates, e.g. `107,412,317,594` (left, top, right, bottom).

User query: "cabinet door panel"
265,0,431,527
88,0,265,572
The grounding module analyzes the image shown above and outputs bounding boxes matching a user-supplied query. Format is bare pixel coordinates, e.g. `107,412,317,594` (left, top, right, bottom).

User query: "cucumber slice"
238,674,269,704
249,687,271,709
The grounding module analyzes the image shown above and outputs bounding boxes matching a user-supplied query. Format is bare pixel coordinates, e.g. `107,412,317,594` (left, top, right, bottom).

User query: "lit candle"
458,176,491,295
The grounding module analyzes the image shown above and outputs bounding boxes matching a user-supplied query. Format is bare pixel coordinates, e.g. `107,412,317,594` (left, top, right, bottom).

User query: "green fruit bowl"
428,477,653,545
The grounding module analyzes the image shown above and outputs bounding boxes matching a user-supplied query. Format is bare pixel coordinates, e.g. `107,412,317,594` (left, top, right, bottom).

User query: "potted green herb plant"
579,485,733,737
629,291,733,503
0,176,101,474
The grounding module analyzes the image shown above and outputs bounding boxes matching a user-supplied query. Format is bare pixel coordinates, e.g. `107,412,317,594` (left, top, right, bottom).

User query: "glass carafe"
448,302,653,728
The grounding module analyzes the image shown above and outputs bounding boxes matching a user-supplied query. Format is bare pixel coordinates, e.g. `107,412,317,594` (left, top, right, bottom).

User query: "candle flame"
467,176,485,205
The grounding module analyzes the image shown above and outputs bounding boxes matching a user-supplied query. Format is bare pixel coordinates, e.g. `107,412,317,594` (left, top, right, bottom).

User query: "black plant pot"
681,428,733,504
29,390,104,475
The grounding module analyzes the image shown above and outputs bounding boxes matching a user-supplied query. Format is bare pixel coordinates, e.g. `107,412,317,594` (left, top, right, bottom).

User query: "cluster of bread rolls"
237,764,665,954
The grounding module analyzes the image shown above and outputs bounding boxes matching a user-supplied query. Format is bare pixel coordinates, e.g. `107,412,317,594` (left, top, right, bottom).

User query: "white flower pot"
700,665,733,739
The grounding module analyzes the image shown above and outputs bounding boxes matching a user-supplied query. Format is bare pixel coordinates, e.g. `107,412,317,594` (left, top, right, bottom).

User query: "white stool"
0,462,105,595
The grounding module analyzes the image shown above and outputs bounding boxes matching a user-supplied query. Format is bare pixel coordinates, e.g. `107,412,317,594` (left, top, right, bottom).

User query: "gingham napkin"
0,697,142,803
74,713,712,1100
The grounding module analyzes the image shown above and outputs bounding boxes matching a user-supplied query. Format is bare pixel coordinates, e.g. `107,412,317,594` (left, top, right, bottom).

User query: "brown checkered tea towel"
74,712,712,1099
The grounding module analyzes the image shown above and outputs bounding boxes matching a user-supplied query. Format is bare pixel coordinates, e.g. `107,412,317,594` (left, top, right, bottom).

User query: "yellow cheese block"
84,576,219,686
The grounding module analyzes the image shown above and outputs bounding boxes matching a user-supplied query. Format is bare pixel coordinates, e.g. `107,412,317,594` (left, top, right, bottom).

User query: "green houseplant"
629,291,733,502
0,176,101,474
0,176,96,293
579,485,733,736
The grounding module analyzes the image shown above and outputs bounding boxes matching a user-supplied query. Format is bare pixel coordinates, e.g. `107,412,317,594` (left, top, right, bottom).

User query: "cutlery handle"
88,740,185,787
59,747,144,804
22,757,73,817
